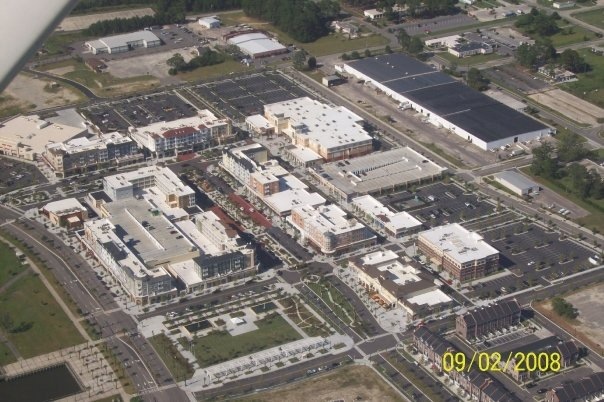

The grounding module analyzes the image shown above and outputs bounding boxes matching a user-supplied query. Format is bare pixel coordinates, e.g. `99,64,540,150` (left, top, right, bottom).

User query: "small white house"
198,16,220,29
552,1,576,9
364,9,384,20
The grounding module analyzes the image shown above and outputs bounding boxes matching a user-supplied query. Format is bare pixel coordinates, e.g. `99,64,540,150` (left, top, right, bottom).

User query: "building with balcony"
456,300,521,341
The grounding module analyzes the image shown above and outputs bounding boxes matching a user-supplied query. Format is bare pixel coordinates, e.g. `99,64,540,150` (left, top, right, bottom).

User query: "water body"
0,364,82,402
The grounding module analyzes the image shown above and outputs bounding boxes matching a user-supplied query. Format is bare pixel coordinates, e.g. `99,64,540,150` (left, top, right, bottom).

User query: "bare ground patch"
0,93,36,118
4,73,84,110
536,281,604,356
236,365,403,402
57,8,155,31
105,49,197,84
529,88,604,126
46,66,76,76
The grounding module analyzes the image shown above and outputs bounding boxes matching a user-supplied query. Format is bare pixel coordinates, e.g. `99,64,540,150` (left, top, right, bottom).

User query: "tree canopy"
397,29,424,55
551,297,578,319
466,68,489,91
515,39,556,69
242,0,338,43
515,8,560,37
166,50,225,75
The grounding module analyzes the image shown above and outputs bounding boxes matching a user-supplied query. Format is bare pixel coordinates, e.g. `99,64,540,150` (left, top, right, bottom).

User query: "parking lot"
383,182,495,228
466,222,594,299
0,157,47,194
191,72,313,120
82,91,197,132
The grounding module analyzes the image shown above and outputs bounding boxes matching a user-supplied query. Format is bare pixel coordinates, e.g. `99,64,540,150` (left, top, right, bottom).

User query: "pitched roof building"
456,300,521,341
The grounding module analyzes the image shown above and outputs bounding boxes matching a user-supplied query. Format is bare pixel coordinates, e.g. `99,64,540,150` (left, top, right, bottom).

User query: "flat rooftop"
130,110,226,139
419,223,499,263
46,132,132,154
407,289,452,306
264,97,372,151
105,198,196,266
86,30,160,49
286,145,322,163
352,195,421,231
293,204,366,235
264,188,326,215
347,53,549,142
168,259,202,288
42,198,87,215
104,165,195,198
314,147,445,197
494,170,539,190
0,115,87,155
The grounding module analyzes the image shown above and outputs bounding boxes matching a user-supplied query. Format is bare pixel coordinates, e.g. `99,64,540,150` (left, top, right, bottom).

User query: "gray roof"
494,170,539,191
461,299,521,327
347,54,549,143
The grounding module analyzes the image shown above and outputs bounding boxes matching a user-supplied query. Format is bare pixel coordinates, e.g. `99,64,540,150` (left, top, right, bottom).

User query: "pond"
0,364,82,402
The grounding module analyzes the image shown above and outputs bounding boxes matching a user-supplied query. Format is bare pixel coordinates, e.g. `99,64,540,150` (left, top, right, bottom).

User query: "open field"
39,31,92,57
217,11,388,57
0,240,26,289
106,48,197,83
573,8,604,30
237,365,403,402
536,282,604,356
39,59,159,96
0,272,83,358
0,342,17,366
562,48,604,109
438,51,505,66
0,93,35,119
190,313,302,368
149,334,194,381
3,72,85,111
548,22,596,47
178,59,253,82
57,7,155,31
529,88,604,126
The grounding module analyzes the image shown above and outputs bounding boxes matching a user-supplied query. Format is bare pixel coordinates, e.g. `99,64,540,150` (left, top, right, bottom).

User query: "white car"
527,261,535,266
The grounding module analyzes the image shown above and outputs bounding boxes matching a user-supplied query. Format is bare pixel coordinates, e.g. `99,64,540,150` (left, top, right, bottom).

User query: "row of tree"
241,0,339,43
515,39,589,72
397,29,424,55
166,50,225,75
84,0,242,36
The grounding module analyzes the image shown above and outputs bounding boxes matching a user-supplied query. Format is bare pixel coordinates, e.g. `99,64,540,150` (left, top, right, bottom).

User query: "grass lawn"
0,94,36,119
438,51,505,66
473,0,502,8
548,22,596,47
0,240,26,289
306,281,358,327
39,59,158,96
573,8,604,30
520,166,604,235
0,273,83,358
280,297,332,338
562,48,604,109
39,31,92,58
0,342,17,366
217,11,388,57
178,58,253,82
148,334,194,381
190,313,301,368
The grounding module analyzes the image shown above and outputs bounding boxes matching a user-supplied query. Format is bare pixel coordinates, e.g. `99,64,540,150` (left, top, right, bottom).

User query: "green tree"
559,49,588,73
385,45,393,53
292,50,308,70
167,53,186,70
307,56,317,70
556,131,587,163
551,297,578,319
531,142,558,178
466,68,489,91
364,49,372,58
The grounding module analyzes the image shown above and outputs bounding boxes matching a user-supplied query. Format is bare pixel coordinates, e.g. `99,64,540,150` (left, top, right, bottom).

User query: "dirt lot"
529,88,604,126
0,93,35,118
57,8,155,31
4,73,84,110
105,49,196,84
237,365,403,402
538,282,604,355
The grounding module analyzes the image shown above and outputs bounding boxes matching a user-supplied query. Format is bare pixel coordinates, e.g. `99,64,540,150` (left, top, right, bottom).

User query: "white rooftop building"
264,188,326,216
0,115,88,160
226,32,287,59
129,110,230,157
198,16,220,29
85,31,161,54
263,97,373,161
352,195,422,237
289,204,376,255
493,170,540,196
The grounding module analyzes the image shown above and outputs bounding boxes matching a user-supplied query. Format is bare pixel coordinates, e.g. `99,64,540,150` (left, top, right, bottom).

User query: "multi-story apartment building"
103,166,195,209
352,195,422,237
263,97,374,161
418,223,499,283
456,300,521,341
221,143,272,187
129,110,230,157
83,219,175,304
44,132,142,177
288,204,376,255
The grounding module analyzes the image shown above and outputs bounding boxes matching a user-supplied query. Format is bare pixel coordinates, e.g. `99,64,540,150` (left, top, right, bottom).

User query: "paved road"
193,352,357,400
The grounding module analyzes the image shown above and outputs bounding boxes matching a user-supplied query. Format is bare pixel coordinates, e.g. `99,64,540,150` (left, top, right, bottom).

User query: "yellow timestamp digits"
442,351,561,373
